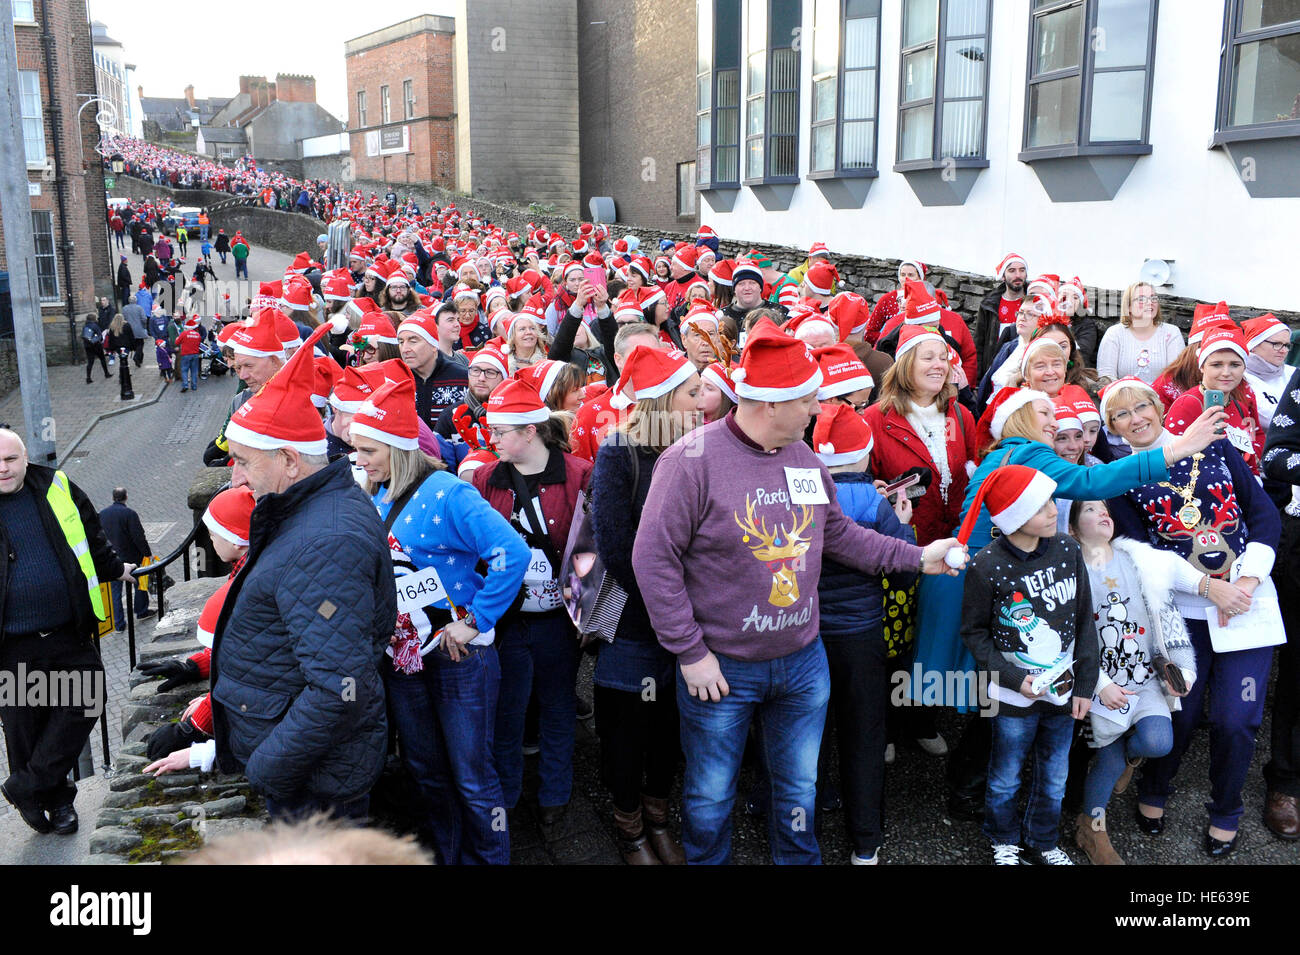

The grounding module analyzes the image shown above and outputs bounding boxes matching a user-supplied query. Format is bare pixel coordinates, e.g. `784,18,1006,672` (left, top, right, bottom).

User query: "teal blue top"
960,437,1169,550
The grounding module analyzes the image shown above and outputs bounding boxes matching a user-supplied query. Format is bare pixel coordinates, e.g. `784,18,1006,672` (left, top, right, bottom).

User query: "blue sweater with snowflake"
961,533,1097,715
372,470,529,637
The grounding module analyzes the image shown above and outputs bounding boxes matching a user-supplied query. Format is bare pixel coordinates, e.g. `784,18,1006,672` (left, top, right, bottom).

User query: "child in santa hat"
958,464,1096,865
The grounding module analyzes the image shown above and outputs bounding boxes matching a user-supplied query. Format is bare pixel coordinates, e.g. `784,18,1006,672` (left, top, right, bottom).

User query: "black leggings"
84,343,108,379
594,684,679,814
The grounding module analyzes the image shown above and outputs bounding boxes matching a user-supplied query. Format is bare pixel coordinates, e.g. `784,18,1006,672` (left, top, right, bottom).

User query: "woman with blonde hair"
504,313,551,376
1096,282,1184,385
590,346,702,863
107,312,136,400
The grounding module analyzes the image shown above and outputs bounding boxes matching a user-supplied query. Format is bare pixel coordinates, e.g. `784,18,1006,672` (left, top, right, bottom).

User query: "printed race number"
784,467,829,505
396,565,449,615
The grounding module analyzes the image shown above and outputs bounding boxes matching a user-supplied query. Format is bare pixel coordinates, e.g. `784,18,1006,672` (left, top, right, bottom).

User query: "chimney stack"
184,84,195,108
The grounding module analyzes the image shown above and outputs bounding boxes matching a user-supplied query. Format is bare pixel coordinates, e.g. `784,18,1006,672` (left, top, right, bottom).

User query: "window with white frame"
380,85,390,124
403,79,415,120
678,162,698,215
356,90,367,127
745,0,802,181
897,0,991,164
32,211,58,303
1023,0,1158,151
810,0,881,174
19,70,46,165
1217,0,1300,133
12,0,34,21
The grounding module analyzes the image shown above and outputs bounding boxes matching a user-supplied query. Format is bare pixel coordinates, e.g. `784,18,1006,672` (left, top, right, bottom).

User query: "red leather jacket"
471,447,593,555
862,398,977,546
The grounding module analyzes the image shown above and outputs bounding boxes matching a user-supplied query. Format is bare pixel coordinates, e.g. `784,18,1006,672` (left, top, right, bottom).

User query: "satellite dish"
1139,258,1172,287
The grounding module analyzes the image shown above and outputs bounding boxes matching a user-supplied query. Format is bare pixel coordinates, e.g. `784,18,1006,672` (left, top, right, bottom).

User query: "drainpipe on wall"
39,1,78,358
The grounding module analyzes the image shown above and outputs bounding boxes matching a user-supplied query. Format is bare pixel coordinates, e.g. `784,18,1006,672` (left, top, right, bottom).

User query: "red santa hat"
828,291,869,339
813,403,874,467
515,359,567,404
227,310,286,359
785,309,840,344
680,301,720,336
252,281,282,313
485,379,550,425
202,486,256,548
1188,301,1235,345
385,261,411,287
995,252,1028,278
224,323,333,455
629,256,655,284
349,377,421,451
610,345,696,410
807,241,830,260
708,258,735,288
898,259,926,282
814,344,873,400
1243,313,1287,352
953,465,1058,541
976,386,1052,452
671,245,700,271
457,448,498,478
328,360,405,414
280,274,314,311
1054,401,1083,434
311,354,344,408
289,251,316,274
1197,326,1249,368
701,361,738,403
895,323,946,361
1059,383,1101,425
903,279,942,324
470,342,509,379
355,310,399,346
1026,274,1061,300
321,269,353,301
1098,376,1162,424
803,260,840,296
614,289,648,322
1058,276,1088,310
397,309,441,349
732,317,822,401
196,578,232,649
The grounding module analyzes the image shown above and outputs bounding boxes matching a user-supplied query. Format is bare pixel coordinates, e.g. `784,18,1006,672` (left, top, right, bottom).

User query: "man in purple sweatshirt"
633,318,965,864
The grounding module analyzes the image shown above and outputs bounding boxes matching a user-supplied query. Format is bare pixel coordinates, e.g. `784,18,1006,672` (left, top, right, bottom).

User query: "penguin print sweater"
961,532,1098,714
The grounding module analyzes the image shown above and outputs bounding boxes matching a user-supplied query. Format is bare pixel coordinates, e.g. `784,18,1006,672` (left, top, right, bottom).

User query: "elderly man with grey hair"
0,428,135,835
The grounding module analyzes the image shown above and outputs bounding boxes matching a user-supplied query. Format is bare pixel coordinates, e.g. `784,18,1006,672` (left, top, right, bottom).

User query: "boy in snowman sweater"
959,466,1097,865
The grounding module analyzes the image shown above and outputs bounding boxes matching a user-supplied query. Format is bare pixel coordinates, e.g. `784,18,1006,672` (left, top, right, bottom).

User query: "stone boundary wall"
354,178,1299,332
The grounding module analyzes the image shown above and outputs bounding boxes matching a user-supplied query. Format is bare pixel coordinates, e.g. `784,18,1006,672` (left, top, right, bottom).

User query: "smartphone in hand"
1204,389,1227,433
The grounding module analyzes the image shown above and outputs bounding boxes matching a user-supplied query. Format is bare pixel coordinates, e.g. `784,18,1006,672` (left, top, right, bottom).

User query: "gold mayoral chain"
1157,452,1204,529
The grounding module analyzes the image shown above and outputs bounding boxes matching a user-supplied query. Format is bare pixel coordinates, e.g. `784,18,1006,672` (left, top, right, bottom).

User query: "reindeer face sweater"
1108,437,1279,619
632,413,923,665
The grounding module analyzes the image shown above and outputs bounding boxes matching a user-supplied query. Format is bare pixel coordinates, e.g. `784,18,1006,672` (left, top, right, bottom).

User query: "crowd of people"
5,139,1295,866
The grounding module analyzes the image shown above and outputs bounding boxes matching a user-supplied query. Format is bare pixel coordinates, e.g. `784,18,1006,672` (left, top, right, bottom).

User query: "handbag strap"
382,479,424,535
506,462,563,574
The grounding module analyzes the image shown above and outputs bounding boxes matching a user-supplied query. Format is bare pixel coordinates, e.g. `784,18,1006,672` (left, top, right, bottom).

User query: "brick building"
199,74,344,165
345,16,457,187
2,0,113,363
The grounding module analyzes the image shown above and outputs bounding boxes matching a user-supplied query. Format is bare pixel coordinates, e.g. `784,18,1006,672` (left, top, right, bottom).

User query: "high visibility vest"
45,470,107,621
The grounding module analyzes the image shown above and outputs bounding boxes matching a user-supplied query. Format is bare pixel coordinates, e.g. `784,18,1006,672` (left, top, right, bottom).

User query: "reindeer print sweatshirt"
1107,437,1279,620
633,412,924,665
961,533,1097,714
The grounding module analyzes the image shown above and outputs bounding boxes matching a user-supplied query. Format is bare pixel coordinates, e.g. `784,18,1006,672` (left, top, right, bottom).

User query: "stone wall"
0,340,18,402
116,175,326,257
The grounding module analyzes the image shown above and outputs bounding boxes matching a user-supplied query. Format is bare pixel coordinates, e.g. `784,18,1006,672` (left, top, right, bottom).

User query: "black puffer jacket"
210,458,396,803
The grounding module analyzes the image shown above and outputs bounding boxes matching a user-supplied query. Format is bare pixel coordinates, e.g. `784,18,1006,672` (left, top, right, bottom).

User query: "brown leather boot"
613,807,661,865
1075,813,1125,865
641,794,686,865
1264,791,1300,841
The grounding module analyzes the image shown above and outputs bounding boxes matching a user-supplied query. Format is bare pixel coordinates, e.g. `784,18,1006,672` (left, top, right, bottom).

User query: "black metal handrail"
123,481,230,670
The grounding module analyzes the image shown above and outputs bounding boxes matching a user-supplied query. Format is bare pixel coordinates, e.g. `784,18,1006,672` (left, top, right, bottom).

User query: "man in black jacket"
98,488,154,630
973,253,1028,377
0,429,135,834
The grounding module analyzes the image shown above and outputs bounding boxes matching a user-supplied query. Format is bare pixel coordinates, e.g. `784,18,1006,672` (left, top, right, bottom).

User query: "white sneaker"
1027,846,1075,866
992,843,1026,865
884,743,896,764
850,850,879,865
916,734,949,756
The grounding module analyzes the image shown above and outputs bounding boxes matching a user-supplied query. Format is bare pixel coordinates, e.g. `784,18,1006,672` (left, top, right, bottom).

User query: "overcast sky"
88,1,457,120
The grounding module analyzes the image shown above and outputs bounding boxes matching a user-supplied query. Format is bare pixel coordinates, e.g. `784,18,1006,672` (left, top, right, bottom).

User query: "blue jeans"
181,353,200,390
1082,715,1173,819
494,612,577,809
200,225,208,241
385,647,508,865
235,258,248,279
984,710,1074,849
109,579,149,628
1137,619,1272,829
677,637,831,865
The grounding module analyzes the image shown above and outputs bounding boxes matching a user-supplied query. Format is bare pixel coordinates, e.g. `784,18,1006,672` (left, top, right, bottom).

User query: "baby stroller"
200,338,229,379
